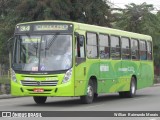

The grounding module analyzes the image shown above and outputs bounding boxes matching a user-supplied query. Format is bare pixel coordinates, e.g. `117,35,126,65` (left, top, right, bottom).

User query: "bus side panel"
147,62,154,86
109,60,125,93
99,60,116,93
138,61,154,89
85,59,100,93
75,59,100,96
74,62,88,96
99,60,125,93
120,60,140,91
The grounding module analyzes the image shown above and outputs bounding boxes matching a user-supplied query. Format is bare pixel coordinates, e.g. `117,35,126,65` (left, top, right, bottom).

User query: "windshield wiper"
45,33,59,50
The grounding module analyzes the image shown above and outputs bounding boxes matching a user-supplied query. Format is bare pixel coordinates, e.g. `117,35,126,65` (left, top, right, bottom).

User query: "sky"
110,0,160,11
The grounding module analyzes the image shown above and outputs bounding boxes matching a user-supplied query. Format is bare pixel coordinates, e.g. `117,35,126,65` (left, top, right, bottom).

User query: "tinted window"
131,39,139,60
110,36,120,59
86,33,98,58
147,41,152,60
99,34,109,59
139,40,147,60
121,37,130,59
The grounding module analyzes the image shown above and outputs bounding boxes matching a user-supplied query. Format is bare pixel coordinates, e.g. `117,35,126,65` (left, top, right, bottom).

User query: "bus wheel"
80,80,94,104
129,77,137,97
94,93,98,98
33,96,47,104
119,77,136,98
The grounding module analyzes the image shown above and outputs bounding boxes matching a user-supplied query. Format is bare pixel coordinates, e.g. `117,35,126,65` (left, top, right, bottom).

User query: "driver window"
75,35,85,58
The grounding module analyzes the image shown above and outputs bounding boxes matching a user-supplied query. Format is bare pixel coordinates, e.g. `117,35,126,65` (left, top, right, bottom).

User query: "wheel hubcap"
131,81,136,94
87,85,93,97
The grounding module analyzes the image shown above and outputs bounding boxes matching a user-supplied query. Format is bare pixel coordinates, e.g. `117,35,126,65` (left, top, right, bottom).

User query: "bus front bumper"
11,81,74,97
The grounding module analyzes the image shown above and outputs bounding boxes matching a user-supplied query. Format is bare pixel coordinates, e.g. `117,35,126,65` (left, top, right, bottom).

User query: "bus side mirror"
78,35,84,47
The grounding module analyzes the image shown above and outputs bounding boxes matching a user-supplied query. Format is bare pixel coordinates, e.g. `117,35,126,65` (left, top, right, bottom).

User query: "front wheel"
80,80,94,104
33,96,47,104
119,77,136,98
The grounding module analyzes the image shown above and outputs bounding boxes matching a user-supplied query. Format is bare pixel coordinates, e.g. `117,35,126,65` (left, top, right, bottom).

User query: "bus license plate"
33,88,44,93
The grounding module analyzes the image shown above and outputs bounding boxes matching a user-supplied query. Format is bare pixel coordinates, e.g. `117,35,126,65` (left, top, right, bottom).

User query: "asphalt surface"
0,84,160,111
0,84,160,120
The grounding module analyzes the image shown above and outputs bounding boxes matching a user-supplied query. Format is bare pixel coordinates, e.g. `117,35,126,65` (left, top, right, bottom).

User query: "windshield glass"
13,34,72,71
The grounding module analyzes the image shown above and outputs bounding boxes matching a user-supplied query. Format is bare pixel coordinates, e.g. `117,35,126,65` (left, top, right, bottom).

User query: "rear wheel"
33,96,47,104
94,93,98,98
80,80,94,104
119,77,136,98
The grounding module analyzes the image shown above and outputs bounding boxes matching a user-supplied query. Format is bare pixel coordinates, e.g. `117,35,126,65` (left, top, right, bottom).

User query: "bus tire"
119,77,136,98
94,93,98,98
33,96,47,104
80,80,94,104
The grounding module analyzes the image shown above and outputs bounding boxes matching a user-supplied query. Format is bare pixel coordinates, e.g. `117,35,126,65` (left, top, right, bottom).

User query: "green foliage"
0,75,10,84
114,3,156,33
15,0,72,21
77,0,111,26
113,2,160,66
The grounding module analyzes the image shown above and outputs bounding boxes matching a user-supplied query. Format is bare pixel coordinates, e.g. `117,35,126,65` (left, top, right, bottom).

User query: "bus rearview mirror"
78,35,84,47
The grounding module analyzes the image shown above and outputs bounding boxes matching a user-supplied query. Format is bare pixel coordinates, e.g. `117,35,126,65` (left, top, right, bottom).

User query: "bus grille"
21,80,58,86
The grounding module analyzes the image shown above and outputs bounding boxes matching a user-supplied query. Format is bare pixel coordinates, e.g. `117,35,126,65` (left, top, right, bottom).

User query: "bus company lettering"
119,67,135,73
100,65,109,72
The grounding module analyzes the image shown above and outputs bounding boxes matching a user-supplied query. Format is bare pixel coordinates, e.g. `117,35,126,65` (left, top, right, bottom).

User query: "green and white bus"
11,20,154,104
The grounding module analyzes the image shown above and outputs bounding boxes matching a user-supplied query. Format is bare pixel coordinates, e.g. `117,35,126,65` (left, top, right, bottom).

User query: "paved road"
1,85,160,120
0,85,160,112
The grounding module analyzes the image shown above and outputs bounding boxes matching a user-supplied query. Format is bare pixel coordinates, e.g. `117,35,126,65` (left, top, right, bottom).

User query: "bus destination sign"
15,23,73,34
33,24,69,31
17,25,31,32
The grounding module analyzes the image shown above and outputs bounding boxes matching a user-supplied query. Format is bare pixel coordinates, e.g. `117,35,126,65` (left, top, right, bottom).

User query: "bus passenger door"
74,31,86,96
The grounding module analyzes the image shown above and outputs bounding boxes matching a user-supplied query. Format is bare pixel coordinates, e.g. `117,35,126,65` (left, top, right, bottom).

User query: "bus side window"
76,35,85,58
99,34,110,59
147,41,152,60
139,40,147,60
86,32,98,58
121,37,131,60
110,36,120,59
131,39,139,60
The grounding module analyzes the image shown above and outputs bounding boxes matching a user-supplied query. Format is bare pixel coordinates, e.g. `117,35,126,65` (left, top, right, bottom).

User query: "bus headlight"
11,69,17,82
62,69,72,84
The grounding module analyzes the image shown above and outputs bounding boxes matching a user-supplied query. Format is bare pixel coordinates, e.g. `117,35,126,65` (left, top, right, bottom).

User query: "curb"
0,94,18,99
153,83,160,86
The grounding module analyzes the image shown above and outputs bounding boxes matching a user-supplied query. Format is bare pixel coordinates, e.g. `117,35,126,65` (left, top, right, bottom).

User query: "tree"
73,0,112,27
113,2,160,67
114,3,158,33
15,0,112,27
153,11,160,66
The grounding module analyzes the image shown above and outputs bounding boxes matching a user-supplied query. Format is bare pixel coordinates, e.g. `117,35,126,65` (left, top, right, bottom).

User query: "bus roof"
17,20,152,41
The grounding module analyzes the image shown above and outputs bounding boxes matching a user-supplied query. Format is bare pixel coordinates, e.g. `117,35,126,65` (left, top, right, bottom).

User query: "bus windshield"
13,34,72,71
